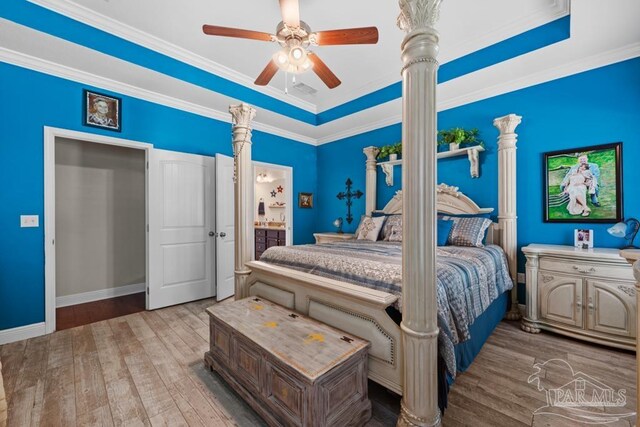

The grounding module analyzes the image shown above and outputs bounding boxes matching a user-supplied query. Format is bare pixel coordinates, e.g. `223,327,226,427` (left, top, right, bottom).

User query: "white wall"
255,178,287,222
55,137,146,297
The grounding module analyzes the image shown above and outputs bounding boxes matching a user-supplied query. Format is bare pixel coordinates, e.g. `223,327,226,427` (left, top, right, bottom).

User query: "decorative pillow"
441,215,491,247
382,215,402,241
354,214,366,237
355,216,385,241
387,224,403,242
437,219,454,246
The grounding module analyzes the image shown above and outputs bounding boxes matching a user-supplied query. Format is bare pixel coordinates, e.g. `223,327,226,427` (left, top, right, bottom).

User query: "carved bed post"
493,114,522,320
397,1,443,426
230,103,257,300
363,146,379,215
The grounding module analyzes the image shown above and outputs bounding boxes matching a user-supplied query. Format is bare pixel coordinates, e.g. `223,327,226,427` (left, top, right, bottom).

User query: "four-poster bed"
227,1,523,425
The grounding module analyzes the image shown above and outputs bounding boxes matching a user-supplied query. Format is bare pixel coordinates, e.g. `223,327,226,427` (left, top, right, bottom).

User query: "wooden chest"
205,297,371,426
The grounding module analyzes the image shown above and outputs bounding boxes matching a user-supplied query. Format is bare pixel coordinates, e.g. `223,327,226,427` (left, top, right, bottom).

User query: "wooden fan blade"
202,25,272,42
314,27,379,45
308,53,341,89
255,60,279,86
279,0,300,27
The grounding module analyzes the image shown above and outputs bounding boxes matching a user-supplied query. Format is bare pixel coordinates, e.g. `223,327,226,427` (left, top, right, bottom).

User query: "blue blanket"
259,241,513,377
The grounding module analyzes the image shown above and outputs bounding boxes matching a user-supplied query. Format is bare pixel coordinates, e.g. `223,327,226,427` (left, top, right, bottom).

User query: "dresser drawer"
255,229,266,238
256,242,266,252
539,257,634,281
255,236,266,244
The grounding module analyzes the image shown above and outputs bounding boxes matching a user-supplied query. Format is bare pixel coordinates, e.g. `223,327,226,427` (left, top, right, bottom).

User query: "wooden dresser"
522,244,636,350
205,297,372,427
255,228,286,259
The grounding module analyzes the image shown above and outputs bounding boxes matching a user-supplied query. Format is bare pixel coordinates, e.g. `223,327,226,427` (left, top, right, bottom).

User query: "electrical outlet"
517,272,526,284
20,215,39,228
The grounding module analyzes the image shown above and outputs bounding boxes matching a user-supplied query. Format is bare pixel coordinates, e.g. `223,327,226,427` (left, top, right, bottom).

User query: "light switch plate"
517,272,525,284
20,215,39,228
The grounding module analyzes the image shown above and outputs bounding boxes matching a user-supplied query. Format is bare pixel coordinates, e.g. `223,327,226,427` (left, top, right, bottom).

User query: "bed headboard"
363,114,521,299
373,184,500,244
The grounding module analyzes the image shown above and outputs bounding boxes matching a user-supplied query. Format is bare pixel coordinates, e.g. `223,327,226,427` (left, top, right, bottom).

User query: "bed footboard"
244,261,404,395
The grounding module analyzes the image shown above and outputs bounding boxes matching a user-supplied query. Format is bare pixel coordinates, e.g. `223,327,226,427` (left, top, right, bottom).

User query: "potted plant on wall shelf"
438,128,484,151
377,142,402,161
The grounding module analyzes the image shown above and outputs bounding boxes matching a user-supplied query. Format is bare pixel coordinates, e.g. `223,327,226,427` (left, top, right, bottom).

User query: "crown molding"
0,46,318,145
27,0,318,114
438,41,640,113
28,0,569,117
314,0,571,113
316,113,402,146
316,40,640,145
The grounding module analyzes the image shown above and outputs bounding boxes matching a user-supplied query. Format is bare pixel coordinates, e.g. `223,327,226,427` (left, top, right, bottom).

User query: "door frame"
43,126,152,334
252,161,294,247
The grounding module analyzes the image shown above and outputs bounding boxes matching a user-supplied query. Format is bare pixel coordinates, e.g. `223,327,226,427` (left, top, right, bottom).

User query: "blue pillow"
437,219,454,246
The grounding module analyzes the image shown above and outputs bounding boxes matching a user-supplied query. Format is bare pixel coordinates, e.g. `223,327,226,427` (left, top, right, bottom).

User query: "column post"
493,114,523,320
397,1,443,426
229,103,257,299
363,146,379,215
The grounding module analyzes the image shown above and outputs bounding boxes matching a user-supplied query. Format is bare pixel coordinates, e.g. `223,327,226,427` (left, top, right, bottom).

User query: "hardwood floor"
1,298,636,426
56,292,146,331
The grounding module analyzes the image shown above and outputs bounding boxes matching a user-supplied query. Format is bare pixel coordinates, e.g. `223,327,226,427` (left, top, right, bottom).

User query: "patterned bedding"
259,240,513,377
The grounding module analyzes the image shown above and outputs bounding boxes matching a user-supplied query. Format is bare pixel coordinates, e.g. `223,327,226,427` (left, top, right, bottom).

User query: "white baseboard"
56,282,146,308
0,322,46,345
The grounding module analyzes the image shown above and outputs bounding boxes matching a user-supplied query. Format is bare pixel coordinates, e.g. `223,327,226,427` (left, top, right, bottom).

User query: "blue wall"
317,58,640,301
0,62,317,330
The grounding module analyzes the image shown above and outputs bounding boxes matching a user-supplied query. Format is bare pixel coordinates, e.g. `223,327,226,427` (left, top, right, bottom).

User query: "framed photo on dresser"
543,142,622,223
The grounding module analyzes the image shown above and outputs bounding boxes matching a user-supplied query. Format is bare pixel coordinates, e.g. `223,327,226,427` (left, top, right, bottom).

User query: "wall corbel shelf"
378,146,485,186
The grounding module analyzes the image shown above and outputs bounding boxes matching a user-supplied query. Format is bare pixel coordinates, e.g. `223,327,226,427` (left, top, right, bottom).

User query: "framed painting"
544,142,622,223
298,192,313,208
83,89,121,132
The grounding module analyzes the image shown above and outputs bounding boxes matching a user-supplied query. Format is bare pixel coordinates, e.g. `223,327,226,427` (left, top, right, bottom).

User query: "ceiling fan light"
291,47,303,60
288,46,307,66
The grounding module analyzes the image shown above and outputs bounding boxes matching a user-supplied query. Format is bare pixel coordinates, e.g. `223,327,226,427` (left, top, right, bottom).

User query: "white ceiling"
29,0,570,112
4,0,640,145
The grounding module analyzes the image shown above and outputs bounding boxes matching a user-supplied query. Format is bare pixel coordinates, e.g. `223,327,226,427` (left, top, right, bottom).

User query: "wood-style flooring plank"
108,318,182,421
74,351,114,426
40,364,76,427
0,339,27,401
47,329,74,370
14,334,50,392
3,302,637,427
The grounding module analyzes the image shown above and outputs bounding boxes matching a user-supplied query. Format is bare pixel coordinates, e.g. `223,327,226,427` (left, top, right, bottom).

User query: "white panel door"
148,149,216,310
216,154,235,301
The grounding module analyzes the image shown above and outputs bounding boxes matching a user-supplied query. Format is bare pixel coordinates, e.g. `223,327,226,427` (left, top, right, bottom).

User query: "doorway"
54,137,147,330
44,128,151,333
44,128,221,333
253,162,293,260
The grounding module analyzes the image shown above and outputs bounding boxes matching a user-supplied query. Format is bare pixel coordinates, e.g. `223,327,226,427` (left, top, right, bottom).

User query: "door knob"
208,231,215,237
219,232,226,238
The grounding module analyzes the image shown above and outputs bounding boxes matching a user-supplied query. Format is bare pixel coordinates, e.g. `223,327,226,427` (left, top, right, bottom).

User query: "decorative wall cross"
336,178,363,224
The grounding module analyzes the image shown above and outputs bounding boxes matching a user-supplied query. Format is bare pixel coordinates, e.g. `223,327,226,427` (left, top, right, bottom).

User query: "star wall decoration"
270,189,277,197
277,185,283,193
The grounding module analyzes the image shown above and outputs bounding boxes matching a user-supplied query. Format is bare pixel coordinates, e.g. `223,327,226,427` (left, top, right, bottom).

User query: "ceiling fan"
202,0,379,89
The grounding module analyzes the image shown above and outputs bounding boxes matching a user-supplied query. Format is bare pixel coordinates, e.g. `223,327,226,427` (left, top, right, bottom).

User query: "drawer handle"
573,266,596,274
